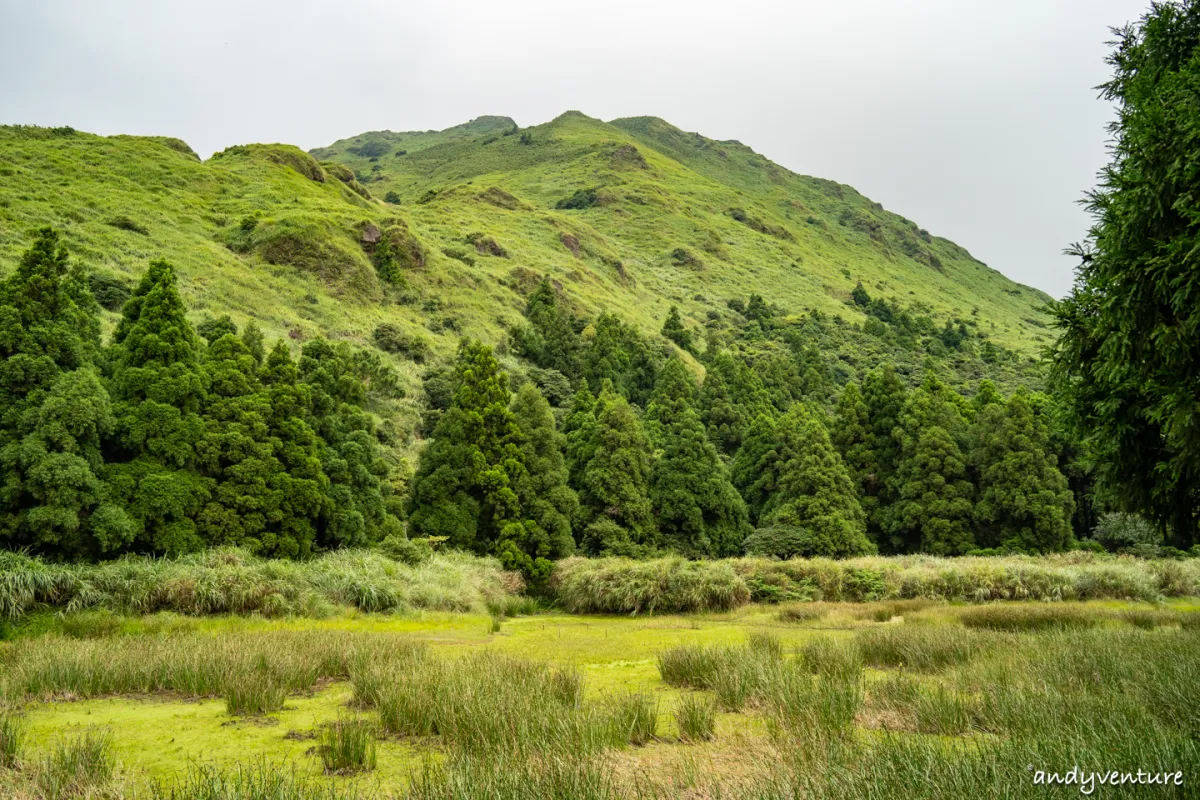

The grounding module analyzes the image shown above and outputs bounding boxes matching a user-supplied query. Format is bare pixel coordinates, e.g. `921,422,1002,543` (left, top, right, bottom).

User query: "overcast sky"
0,0,1149,298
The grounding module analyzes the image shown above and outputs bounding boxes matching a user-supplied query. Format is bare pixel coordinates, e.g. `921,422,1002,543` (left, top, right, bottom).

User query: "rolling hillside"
0,114,1051,443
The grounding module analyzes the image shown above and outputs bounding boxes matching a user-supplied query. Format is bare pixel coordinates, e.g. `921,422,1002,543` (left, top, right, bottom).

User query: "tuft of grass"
1120,607,1179,629
746,630,784,659
408,753,616,800
675,694,717,742
777,603,829,623
317,716,377,774
224,670,285,716
959,603,1100,632
0,711,24,768
551,556,749,615
611,693,658,746
151,760,361,799
856,626,995,672
34,730,114,799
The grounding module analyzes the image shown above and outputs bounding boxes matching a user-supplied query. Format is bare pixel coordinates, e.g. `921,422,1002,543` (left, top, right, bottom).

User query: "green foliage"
510,278,580,379
555,187,600,210
575,389,657,554
372,323,430,362
1050,1,1200,547
660,305,693,353
739,404,873,557
970,392,1075,553
510,383,579,569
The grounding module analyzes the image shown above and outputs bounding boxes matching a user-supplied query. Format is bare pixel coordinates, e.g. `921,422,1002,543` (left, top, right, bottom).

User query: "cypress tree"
650,406,751,557
105,260,212,554
577,387,656,554
0,229,128,555
861,366,908,536
748,404,873,558
731,413,781,525
511,278,580,378
831,382,877,511
699,352,772,455
882,374,974,554
971,392,1075,552
661,305,694,353
510,382,578,561
644,357,698,446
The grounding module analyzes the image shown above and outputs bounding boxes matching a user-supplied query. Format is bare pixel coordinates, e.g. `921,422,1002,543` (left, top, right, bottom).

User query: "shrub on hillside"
1091,512,1162,552
87,273,131,311
555,188,600,210
105,215,148,235
373,324,431,362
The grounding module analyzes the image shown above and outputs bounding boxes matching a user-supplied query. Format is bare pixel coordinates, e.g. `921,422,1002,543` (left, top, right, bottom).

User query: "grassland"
1,599,1198,798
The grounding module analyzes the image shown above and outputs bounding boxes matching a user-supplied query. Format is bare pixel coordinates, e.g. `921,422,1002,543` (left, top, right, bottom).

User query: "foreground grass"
3,600,1199,798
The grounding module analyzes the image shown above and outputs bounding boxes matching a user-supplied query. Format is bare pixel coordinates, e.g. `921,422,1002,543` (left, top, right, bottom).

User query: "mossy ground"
12,599,1199,795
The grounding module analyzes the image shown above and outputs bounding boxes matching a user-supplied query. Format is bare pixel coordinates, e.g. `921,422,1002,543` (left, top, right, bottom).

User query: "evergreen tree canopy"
731,413,781,525
971,392,1075,553
660,305,694,353
510,382,578,566
577,387,656,554
645,357,698,446
752,404,873,558
511,278,581,379
699,352,772,455
1050,0,1200,547
831,382,876,506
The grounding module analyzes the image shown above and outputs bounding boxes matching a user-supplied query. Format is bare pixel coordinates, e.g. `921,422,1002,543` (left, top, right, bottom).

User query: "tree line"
0,229,403,560
405,277,1084,580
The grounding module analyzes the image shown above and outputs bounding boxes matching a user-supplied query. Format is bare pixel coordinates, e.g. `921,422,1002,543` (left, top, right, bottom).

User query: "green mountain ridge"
0,113,1050,432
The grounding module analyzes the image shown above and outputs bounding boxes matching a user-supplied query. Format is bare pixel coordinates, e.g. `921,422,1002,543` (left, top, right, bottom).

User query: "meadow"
2,551,1199,798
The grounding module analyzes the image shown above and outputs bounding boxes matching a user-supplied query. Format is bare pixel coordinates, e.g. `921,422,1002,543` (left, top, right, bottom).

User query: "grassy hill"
313,111,1052,353
0,115,1052,450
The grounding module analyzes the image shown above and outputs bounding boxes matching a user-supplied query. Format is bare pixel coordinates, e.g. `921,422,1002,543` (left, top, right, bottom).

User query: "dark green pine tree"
660,305,694,353
972,379,1004,414
852,281,872,307
644,358,698,446
298,339,390,546
510,382,578,562
831,382,877,515
241,320,266,366
577,387,656,555
582,313,661,406
1050,1,1200,546
259,340,334,553
882,373,974,554
970,391,1075,552
861,366,908,536
698,352,772,455
748,404,873,558
730,413,781,525
511,278,581,379
407,341,531,563
0,229,131,556
105,260,213,554
650,405,750,557
563,379,598,492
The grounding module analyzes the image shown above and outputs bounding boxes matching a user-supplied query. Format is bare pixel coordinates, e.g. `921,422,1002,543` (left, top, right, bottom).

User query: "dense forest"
3,225,1163,582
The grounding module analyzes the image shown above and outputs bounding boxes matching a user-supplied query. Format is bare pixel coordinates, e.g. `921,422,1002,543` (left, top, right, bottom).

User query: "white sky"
0,0,1150,298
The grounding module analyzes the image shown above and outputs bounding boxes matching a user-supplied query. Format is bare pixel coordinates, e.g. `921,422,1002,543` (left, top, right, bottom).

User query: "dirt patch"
560,233,581,257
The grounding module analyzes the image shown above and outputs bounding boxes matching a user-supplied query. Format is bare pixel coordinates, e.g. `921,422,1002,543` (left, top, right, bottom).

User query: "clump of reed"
317,716,377,774
550,556,750,615
958,603,1101,632
675,694,718,742
856,625,996,672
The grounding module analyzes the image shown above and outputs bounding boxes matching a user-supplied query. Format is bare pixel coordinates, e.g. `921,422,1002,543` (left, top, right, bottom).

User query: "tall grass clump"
353,650,627,757
0,711,24,768
408,753,616,800
959,603,1101,632
550,557,749,614
777,603,829,623
317,716,377,774
856,626,996,672
0,548,522,622
611,693,658,745
675,694,717,742
151,760,363,800
34,730,114,799
224,670,285,716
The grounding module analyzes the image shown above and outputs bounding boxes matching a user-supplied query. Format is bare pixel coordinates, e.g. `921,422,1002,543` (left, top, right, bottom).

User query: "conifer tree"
831,382,876,505
971,392,1075,552
650,406,750,557
0,229,128,555
563,379,598,491
510,382,578,561
407,340,532,564
731,413,781,525
882,373,974,554
577,387,656,554
746,404,872,558
660,305,694,353
644,358,697,446
511,278,580,379
698,352,773,455
105,260,213,554
861,366,908,535
583,313,661,406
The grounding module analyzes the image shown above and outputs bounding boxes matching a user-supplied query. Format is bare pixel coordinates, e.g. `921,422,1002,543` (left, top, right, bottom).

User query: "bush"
1092,512,1162,551
551,557,750,614
465,232,508,257
373,323,431,362
384,191,401,204
379,534,433,566
105,215,148,235
555,188,600,210
88,272,132,311
744,525,816,559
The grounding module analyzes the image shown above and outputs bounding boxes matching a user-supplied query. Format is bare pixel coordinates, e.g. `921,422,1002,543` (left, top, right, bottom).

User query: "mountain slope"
315,111,1052,353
